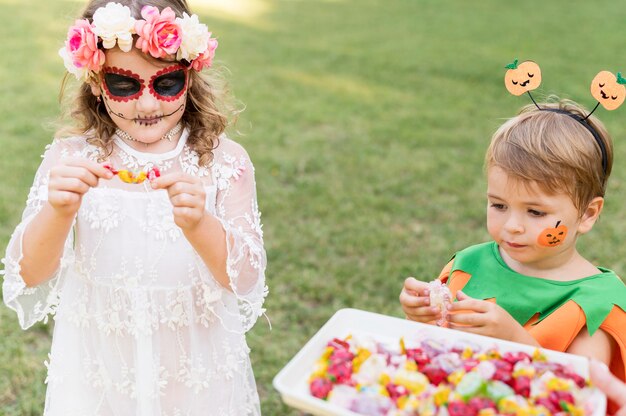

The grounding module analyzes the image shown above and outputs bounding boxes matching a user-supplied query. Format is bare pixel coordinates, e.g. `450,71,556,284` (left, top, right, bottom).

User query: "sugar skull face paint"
102,64,188,102
93,47,188,146
537,220,568,247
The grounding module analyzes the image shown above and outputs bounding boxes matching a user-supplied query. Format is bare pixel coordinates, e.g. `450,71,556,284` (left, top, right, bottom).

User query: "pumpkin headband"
59,2,218,81
504,59,626,175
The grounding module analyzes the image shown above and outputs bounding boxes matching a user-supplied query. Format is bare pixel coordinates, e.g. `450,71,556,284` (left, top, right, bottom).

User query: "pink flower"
190,37,218,71
135,6,182,58
64,19,105,73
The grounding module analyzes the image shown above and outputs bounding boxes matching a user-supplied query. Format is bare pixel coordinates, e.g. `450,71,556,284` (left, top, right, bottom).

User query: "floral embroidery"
195,283,222,327
82,192,121,232
25,171,49,213
180,146,209,177
213,152,247,190
117,148,172,173
140,194,182,241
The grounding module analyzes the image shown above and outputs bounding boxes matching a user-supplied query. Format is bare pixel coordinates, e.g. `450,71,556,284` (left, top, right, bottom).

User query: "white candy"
428,280,452,326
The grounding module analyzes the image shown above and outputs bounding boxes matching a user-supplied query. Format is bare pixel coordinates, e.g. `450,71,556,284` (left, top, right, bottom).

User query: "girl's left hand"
446,291,531,344
151,172,206,231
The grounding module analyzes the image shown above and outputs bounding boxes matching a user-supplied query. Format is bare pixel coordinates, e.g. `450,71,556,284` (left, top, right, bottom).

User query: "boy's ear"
578,197,604,234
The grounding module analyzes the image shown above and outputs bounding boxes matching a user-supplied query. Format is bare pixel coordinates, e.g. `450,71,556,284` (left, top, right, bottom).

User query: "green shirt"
449,242,626,335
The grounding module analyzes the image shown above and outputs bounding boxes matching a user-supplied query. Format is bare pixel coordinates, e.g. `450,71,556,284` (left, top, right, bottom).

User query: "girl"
2,1,267,415
400,100,626,413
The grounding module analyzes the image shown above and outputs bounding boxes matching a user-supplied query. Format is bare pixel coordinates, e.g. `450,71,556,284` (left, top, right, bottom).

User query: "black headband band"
539,108,608,176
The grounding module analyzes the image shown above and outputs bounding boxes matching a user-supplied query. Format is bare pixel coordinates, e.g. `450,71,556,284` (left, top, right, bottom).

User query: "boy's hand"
400,277,443,324
151,172,206,231
446,290,532,344
48,158,113,217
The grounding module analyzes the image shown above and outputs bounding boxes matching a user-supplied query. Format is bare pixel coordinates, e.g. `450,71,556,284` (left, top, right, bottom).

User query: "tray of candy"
273,308,606,416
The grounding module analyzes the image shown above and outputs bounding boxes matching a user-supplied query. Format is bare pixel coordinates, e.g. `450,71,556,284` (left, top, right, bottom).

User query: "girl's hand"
400,277,442,324
151,172,206,231
48,158,113,217
446,290,532,344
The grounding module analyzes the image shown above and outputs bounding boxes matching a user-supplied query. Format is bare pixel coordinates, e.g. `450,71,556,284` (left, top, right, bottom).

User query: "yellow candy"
486,349,501,359
404,360,418,372
448,370,465,385
530,406,552,416
379,373,391,386
532,349,547,362
393,369,428,395
309,360,328,380
499,397,521,414
546,377,571,391
117,170,148,184
478,409,497,416
461,347,474,359
352,348,371,372
433,386,450,406
513,366,536,378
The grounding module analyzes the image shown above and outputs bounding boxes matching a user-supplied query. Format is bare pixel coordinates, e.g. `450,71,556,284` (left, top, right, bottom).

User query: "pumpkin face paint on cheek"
537,220,568,247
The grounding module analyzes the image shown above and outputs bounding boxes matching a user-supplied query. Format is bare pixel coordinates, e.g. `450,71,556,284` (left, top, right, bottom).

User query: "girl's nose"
136,89,159,113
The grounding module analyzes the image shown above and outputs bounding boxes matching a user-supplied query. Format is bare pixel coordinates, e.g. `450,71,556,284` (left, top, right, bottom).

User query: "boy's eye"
490,203,506,210
104,73,142,97
528,209,546,217
152,70,186,97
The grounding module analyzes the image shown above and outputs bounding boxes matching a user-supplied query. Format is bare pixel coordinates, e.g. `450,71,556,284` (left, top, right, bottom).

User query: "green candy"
485,380,514,402
456,372,485,400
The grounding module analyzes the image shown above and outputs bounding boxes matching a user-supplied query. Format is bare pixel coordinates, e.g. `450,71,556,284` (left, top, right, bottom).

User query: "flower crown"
59,2,218,81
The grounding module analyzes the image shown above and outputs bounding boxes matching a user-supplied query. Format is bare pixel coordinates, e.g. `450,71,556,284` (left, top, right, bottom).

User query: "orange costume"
438,242,626,414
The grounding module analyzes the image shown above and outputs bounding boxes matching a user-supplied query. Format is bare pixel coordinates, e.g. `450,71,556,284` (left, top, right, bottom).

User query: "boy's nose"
503,215,524,234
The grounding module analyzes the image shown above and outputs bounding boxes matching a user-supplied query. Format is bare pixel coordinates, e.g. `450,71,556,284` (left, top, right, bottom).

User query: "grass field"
1,0,626,414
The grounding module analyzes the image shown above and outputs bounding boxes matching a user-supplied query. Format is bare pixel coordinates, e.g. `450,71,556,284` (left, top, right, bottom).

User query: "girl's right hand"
399,277,442,324
47,158,113,217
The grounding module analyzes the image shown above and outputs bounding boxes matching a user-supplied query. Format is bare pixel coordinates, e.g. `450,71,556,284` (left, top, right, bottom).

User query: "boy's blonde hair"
485,99,613,216
57,0,234,167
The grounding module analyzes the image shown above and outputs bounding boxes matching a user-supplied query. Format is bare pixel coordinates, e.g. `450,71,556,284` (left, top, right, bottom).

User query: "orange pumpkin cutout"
504,59,542,96
590,71,626,111
537,220,568,247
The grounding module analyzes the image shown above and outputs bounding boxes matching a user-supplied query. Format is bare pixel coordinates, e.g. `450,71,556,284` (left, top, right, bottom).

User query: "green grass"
2,0,626,414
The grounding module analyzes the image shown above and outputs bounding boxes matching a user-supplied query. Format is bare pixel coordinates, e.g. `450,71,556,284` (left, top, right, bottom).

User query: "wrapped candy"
428,280,452,326
103,164,161,184
308,334,598,416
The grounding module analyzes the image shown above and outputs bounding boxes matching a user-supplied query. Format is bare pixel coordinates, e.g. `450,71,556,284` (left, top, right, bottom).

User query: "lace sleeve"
212,140,268,332
1,139,76,329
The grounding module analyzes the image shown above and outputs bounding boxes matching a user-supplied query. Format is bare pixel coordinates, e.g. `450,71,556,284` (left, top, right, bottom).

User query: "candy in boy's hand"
428,280,452,326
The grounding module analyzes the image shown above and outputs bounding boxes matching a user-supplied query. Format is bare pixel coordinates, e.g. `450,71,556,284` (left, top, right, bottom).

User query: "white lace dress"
1,130,268,416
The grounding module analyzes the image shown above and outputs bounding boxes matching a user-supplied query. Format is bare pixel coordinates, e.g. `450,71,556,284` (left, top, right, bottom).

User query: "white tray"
273,308,606,416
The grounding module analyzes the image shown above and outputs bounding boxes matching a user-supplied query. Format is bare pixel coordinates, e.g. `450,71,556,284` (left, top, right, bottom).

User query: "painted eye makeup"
102,65,187,102
102,67,145,102
149,66,188,101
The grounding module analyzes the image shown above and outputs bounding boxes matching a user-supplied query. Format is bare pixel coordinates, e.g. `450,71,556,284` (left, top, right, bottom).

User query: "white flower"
175,13,209,61
92,2,136,52
58,47,89,81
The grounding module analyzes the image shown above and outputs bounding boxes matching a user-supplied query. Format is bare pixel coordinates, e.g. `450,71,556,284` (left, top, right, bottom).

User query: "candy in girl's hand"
102,163,118,175
148,166,161,181
103,164,157,184
428,280,452,326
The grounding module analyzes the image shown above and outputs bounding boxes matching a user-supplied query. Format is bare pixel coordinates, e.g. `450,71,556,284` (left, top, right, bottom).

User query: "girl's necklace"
115,122,183,146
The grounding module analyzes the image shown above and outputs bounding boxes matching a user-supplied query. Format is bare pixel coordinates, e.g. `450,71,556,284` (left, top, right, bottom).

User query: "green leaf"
617,72,626,85
504,59,519,69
